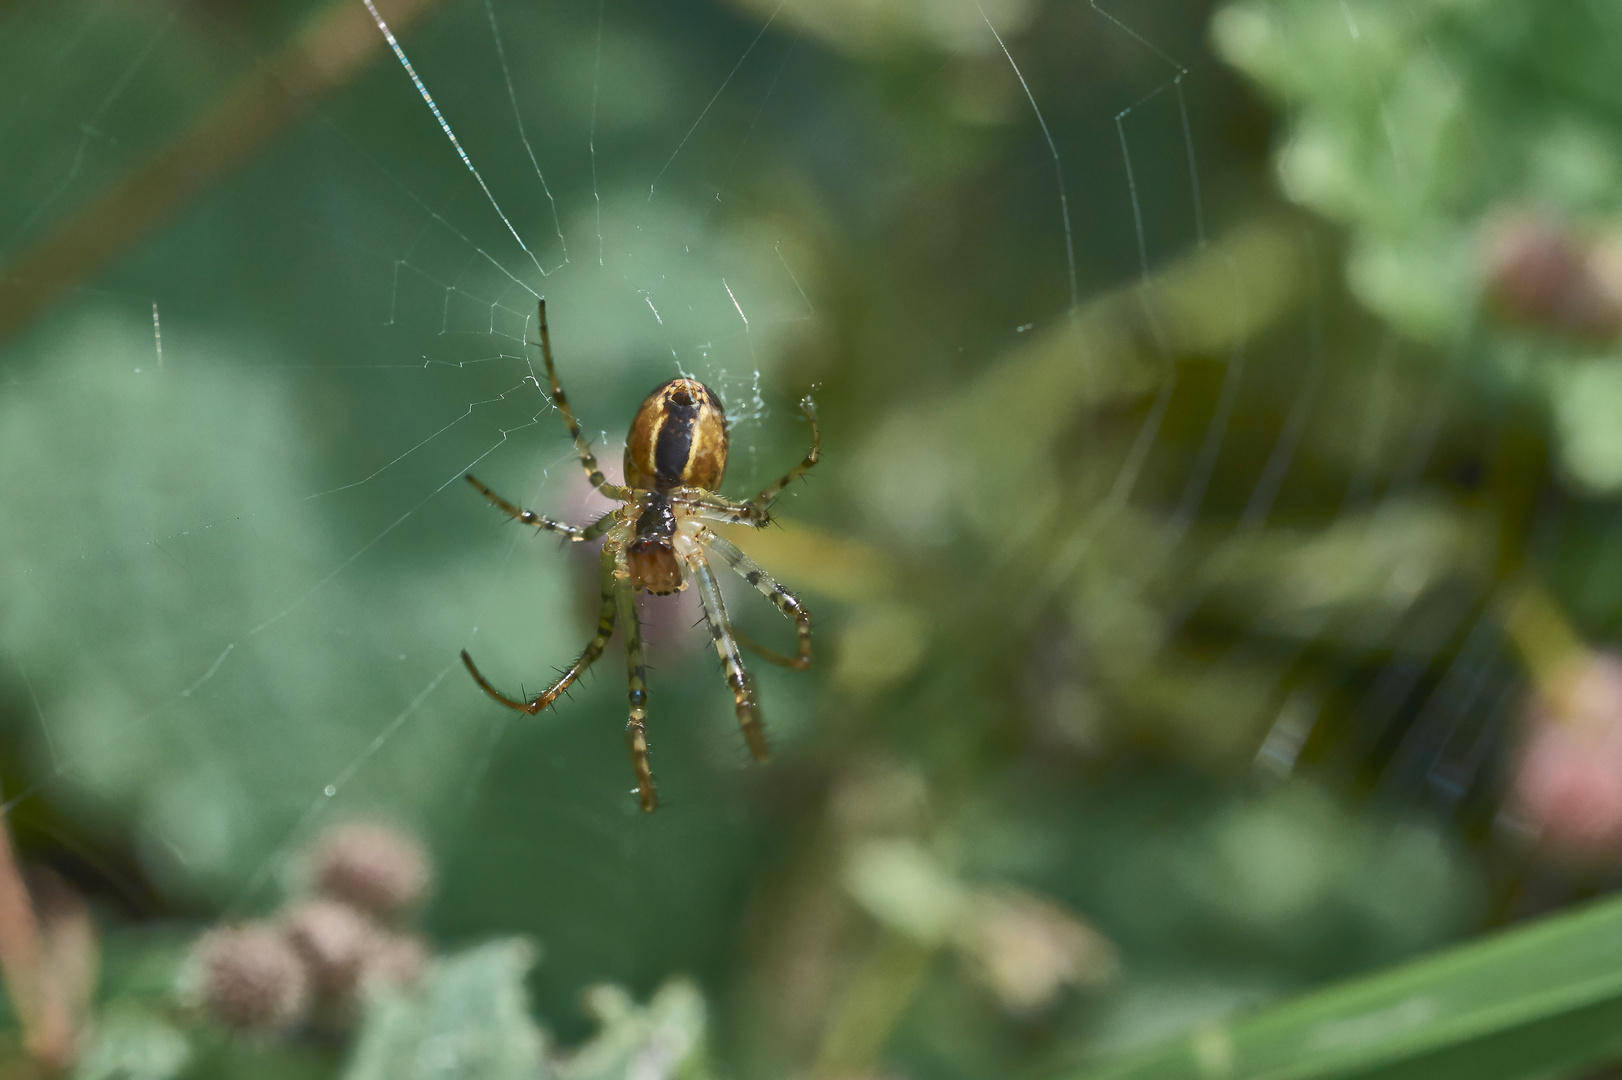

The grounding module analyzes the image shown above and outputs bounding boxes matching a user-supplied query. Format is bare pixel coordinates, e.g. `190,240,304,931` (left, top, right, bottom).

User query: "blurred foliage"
1214,0,1622,494
76,1013,191,1080
345,941,546,1080
2,0,1622,1078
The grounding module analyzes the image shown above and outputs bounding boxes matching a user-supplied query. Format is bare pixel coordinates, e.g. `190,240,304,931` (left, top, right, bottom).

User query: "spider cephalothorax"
461,300,819,812
627,493,683,595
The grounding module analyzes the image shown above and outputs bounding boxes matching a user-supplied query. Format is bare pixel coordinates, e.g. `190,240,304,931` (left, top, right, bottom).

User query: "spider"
461,299,819,812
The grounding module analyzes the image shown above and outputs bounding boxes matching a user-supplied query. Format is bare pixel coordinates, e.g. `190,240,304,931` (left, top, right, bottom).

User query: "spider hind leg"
703,532,811,669
615,574,659,811
687,549,769,761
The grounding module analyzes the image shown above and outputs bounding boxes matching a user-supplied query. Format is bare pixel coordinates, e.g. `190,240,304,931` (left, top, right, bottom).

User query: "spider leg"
702,532,811,669
614,573,658,812
669,493,759,527
465,474,611,541
534,299,631,501
462,542,619,713
731,629,802,669
686,549,769,761
747,395,820,513
581,510,619,541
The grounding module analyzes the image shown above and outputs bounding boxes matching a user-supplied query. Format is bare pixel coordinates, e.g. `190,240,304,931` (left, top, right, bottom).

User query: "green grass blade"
1077,893,1622,1080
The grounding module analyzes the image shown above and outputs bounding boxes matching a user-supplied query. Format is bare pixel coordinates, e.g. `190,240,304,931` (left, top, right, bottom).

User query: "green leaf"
73,1012,190,1080
1074,892,1622,1080
560,978,711,1080
344,939,548,1080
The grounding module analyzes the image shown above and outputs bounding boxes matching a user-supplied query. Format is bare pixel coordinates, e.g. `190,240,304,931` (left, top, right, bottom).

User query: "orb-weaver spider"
462,300,819,812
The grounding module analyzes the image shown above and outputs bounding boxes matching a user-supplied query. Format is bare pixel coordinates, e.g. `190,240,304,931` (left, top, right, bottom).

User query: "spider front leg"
533,299,630,501
613,567,658,812
464,474,616,541
747,395,820,516
462,542,619,713
702,532,812,669
685,549,769,761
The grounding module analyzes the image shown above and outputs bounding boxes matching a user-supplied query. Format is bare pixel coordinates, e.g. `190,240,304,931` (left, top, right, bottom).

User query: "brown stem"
0,0,449,345
810,932,932,1080
0,801,71,1073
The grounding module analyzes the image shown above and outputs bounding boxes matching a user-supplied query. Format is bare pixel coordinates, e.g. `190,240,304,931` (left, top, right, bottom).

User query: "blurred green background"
6,0,1622,1077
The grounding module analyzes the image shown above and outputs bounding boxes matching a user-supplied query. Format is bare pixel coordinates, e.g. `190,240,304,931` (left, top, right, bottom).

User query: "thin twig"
0,0,449,344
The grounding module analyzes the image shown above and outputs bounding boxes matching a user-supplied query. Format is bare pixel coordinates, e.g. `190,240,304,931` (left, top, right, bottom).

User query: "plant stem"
0,796,71,1073
0,0,450,345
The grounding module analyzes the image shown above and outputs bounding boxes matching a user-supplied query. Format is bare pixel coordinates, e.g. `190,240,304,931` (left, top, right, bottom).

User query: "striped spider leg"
462,502,664,811
613,541,658,811
460,296,625,718
681,543,768,762
461,541,622,715
463,473,617,542
533,298,631,501
699,530,812,670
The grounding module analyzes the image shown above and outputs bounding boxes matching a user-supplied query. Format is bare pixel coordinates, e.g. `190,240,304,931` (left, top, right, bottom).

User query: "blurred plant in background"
1213,0,1622,867
12,818,710,1080
1212,2,1622,494
5,0,1622,1078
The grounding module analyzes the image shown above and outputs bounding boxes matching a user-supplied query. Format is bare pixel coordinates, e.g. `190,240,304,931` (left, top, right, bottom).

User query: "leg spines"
465,473,587,541
462,545,620,713
687,553,770,762
702,533,813,670
745,396,821,520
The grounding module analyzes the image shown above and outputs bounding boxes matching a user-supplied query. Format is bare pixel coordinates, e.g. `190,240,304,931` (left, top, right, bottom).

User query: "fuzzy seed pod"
1516,652,1622,860
283,899,379,995
190,925,310,1032
1480,211,1622,338
308,822,431,917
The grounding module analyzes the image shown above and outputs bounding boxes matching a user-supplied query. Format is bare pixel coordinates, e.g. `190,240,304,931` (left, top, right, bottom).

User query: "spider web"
0,0,1548,1059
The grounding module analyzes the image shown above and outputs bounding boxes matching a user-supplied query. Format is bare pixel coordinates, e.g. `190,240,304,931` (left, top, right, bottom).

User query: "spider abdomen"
624,378,728,492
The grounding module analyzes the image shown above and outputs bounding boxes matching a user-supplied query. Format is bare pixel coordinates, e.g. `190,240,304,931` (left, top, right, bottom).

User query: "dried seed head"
190,925,310,1032
308,821,431,917
1480,211,1622,338
1516,652,1622,860
283,899,379,995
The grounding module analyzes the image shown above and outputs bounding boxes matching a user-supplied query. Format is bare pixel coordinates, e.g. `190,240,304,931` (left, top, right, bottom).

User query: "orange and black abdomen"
624,378,729,492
